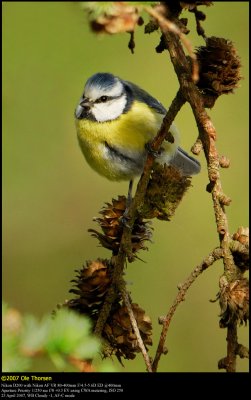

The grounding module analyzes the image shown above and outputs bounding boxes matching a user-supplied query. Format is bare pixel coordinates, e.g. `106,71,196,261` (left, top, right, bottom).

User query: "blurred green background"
2,2,249,372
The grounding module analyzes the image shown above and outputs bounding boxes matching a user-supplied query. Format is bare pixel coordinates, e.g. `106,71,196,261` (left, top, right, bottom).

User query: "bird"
75,72,200,182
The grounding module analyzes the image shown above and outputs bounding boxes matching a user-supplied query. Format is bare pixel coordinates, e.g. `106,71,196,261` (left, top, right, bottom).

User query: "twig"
219,334,249,371
144,6,199,82
152,247,223,372
160,24,232,249
94,90,186,338
94,281,117,336
158,8,244,372
225,322,238,372
129,89,186,225
120,285,153,372
92,4,247,373
218,322,237,372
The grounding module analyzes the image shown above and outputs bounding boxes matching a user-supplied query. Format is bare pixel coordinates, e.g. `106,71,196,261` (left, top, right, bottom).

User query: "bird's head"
75,73,128,122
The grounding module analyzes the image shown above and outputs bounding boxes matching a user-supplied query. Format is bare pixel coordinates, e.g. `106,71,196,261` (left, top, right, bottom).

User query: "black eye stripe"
95,96,109,103
95,94,124,104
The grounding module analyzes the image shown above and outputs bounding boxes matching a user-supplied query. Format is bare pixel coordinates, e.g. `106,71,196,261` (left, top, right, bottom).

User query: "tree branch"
82,3,248,372
145,6,199,82
152,247,223,372
94,90,186,338
218,322,237,372
154,7,245,372
120,285,153,372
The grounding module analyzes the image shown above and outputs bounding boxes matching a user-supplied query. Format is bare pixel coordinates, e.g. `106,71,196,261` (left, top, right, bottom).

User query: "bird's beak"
75,97,92,119
79,98,92,109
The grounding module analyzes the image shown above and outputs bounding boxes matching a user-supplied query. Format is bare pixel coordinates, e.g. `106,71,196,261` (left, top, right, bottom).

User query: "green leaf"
97,359,117,372
73,337,100,360
2,303,31,372
2,304,101,372
46,309,92,353
20,314,51,352
80,2,117,19
80,1,158,20
49,352,67,370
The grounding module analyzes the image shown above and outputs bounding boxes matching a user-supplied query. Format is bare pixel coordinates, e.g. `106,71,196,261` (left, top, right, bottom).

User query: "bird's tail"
169,147,201,176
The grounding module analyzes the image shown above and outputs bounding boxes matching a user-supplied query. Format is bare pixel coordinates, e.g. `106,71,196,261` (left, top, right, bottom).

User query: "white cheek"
92,95,127,122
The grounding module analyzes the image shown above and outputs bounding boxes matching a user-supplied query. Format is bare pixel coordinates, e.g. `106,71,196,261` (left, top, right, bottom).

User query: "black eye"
99,96,108,102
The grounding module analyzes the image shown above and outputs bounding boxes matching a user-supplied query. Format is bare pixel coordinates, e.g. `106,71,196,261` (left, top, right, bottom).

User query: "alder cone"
89,196,152,261
104,303,153,363
219,278,249,327
196,36,242,107
67,259,113,317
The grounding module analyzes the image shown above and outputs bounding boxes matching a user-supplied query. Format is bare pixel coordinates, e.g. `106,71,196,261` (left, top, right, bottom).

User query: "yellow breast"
75,101,178,180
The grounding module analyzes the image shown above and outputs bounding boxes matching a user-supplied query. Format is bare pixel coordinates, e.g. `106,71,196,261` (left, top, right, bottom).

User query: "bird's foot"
145,141,161,158
119,208,131,229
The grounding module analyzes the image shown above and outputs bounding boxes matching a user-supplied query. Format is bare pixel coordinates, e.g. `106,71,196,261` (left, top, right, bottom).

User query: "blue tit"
75,72,200,181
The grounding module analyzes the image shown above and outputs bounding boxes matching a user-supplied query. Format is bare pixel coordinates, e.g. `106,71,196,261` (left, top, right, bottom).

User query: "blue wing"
123,80,167,115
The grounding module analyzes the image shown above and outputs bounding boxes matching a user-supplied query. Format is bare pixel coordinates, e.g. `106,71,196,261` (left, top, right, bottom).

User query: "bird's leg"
126,179,133,209
120,179,134,228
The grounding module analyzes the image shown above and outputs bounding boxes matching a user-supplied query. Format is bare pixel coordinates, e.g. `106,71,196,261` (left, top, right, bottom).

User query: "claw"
145,141,160,158
119,212,131,229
